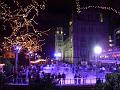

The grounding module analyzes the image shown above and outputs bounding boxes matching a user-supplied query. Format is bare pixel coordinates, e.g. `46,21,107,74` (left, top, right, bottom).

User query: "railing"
5,75,29,85
56,78,105,85
6,77,105,85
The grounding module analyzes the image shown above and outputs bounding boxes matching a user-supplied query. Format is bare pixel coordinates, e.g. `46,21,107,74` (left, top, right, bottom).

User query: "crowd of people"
0,61,120,85
3,65,67,85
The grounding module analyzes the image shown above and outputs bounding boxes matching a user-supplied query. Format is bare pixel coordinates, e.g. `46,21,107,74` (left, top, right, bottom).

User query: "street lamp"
54,52,61,59
94,46,102,55
93,45,102,62
93,45,102,79
15,46,21,73
54,52,61,64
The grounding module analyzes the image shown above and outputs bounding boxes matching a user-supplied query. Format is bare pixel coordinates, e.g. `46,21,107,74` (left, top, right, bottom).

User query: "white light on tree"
94,46,102,54
16,46,22,51
29,51,32,54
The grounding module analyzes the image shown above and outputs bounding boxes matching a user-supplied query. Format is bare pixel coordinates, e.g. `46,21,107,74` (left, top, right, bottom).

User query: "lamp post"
93,45,102,63
93,45,102,79
15,46,21,73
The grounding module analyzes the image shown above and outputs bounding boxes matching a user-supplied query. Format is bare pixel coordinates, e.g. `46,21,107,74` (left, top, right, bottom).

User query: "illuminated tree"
0,0,50,53
74,0,120,15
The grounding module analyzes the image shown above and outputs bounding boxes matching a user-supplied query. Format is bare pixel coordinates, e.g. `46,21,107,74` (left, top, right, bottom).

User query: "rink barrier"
6,77,105,85
57,78,105,85
6,77,29,85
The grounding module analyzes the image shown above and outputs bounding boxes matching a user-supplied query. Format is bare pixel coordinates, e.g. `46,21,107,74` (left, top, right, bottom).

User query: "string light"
3,33,45,52
0,0,50,53
75,0,120,15
0,0,46,35
75,0,81,13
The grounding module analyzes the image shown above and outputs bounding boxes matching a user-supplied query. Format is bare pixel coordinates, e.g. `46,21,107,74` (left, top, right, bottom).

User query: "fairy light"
0,0,46,35
75,0,120,15
3,33,46,52
80,6,120,15
0,0,50,53
11,33,45,52
75,0,81,13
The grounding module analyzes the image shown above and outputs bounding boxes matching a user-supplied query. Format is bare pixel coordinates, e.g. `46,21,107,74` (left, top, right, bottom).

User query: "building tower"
55,27,63,61
72,8,109,63
63,21,73,63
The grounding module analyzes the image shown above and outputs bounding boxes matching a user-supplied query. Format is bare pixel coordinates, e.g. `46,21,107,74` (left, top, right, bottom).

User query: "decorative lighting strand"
75,0,120,15
0,0,49,53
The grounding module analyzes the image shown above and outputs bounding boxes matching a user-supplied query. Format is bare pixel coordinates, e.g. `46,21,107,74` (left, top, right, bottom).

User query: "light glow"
30,59,46,64
16,46,22,51
0,64,5,67
94,46,102,54
54,52,61,57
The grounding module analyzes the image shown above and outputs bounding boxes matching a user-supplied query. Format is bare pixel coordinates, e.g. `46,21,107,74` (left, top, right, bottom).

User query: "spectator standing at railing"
96,78,102,90
51,73,55,80
74,73,77,84
78,74,81,85
55,74,58,80
96,78,101,85
83,74,87,85
62,72,66,84
22,71,26,83
58,73,61,84
39,71,44,79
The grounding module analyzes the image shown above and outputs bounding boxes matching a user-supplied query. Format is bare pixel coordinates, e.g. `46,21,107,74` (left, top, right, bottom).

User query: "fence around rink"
6,76,105,85
56,78,105,85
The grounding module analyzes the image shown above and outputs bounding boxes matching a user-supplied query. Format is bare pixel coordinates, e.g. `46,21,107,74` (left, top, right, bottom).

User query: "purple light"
16,46,21,51
94,46,102,54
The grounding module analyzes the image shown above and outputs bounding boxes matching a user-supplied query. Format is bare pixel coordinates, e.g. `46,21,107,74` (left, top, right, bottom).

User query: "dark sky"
41,0,120,58
38,0,72,58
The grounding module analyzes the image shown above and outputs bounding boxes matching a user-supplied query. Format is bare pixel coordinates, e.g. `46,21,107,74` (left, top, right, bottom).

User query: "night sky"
34,0,72,58
0,0,120,58
40,0,120,58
